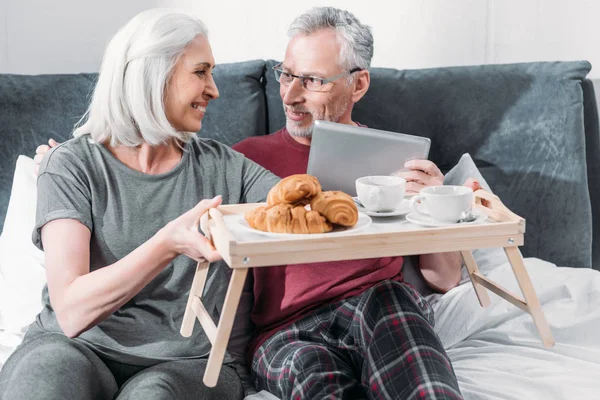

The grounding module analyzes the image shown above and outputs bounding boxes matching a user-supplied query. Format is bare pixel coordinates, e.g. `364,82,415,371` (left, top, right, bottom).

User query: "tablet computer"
307,120,431,196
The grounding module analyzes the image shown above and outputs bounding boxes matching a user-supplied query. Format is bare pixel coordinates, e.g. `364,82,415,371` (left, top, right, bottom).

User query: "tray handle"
474,189,524,227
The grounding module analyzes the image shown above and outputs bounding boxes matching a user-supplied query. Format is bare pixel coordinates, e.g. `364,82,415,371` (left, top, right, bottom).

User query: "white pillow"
443,153,508,284
0,156,46,336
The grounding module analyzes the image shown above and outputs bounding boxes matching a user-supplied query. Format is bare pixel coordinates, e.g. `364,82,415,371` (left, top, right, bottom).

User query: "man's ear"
351,70,370,103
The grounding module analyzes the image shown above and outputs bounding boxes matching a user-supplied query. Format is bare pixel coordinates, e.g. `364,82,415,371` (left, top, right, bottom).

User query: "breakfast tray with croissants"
180,174,555,387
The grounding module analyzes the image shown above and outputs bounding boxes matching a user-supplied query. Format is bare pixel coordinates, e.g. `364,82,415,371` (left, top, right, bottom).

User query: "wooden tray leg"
180,260,210,337
460,250,491,307
203,267,249,387
504,247,555,348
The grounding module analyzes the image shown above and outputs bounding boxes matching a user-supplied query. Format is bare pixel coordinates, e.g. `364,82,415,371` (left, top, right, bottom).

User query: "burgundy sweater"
232,127,405,357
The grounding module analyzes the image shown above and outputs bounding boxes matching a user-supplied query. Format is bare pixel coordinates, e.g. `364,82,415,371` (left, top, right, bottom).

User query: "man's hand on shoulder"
34,138,59,175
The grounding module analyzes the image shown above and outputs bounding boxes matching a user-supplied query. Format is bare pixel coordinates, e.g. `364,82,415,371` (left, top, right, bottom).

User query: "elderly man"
34,7,466,399
233,7,465,400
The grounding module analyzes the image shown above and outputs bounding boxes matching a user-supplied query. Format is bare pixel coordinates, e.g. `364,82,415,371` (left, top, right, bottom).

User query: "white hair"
73,8,209,146
288,7,373,77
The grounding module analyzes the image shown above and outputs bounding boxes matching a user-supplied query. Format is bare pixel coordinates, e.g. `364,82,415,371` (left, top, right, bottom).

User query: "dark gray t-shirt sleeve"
33,146,92,251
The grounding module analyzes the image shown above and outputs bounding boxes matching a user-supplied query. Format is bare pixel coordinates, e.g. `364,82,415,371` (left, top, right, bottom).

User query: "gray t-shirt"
31,134,280,366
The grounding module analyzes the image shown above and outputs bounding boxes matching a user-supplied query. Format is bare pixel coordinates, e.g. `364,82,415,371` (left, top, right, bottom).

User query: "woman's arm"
239,156,281,203
43,196,222,338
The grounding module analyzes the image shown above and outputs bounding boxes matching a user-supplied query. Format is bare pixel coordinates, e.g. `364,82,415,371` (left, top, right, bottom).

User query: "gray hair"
73,8,209,146
288,7,373,72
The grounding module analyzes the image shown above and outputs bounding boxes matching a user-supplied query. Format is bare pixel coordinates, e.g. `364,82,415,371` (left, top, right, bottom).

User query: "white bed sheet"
432,258,600,399
2,256,599,400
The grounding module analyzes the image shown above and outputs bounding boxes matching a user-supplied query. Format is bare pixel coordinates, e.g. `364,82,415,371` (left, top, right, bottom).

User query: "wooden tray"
180,190,554,387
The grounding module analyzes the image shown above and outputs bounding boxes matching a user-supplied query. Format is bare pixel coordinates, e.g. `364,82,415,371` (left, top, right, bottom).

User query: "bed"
1,60,600,399
433,259,600,399
2,156,600,399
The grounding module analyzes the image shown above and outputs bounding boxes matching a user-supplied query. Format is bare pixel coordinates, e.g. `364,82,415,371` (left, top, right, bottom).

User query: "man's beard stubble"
284,93,351,138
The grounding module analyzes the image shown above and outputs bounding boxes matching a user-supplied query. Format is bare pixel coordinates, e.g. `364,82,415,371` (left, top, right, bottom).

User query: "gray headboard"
2,60,599,270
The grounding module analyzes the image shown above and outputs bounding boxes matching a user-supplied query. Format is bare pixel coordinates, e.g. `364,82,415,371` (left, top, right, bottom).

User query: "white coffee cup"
409,185,473,223
355,175,406,212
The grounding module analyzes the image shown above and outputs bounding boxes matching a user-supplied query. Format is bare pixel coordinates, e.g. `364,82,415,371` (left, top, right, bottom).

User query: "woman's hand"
462,177,481,192
160,196,224,263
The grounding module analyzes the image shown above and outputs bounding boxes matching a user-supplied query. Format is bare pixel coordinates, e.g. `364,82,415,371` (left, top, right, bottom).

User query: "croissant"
245,204,332,234
310,191,358,227
244,205,269,231
304,209,333,233
290,205,310,234
267,174,322,206
246,175,356,234
265,204,294,233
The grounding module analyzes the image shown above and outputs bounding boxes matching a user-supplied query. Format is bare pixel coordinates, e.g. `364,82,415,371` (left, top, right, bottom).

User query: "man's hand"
394,160,444,195
34,138,59,175
395,160,483,195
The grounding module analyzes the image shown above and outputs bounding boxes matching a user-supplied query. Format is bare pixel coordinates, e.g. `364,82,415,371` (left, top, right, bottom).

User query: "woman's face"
165,35,219,133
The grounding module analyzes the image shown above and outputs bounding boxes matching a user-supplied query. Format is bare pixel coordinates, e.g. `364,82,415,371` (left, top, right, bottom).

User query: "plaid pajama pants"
252,280,462,400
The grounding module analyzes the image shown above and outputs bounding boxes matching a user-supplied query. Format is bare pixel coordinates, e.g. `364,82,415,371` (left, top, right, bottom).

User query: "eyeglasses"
273,63,363,92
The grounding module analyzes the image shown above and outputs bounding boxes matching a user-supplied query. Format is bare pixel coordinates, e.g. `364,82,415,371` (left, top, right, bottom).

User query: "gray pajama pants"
0,331,244,400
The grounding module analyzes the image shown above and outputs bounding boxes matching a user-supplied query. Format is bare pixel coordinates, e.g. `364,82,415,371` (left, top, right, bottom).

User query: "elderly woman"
0,9,278,400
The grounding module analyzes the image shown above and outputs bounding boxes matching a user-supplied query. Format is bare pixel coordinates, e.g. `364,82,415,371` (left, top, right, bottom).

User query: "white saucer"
353,198,411,217
405,208,487,227
236,212,372,238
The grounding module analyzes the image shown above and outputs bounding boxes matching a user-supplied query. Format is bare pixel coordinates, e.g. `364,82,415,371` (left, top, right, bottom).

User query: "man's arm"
418,252,463,293
396,161,481,293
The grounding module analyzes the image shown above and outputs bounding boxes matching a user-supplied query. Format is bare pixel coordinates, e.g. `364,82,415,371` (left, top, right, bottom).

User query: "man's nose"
282,77,304,105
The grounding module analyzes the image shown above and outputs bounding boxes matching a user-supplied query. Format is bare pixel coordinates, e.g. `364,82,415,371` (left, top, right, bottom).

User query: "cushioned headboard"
264,60,595,268
582,79,600,269
0,60,268,233
0,73,97,234
196,59,268,146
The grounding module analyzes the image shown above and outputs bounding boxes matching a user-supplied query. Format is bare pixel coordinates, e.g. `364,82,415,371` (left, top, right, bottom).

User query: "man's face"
280,29,354,138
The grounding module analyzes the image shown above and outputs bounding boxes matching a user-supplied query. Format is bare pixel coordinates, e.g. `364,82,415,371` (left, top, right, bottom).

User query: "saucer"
353,198,410,217
405,208,487,227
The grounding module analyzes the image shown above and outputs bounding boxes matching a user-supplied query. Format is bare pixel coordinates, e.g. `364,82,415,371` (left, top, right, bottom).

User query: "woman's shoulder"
187,136,243,160
39,135,99,176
